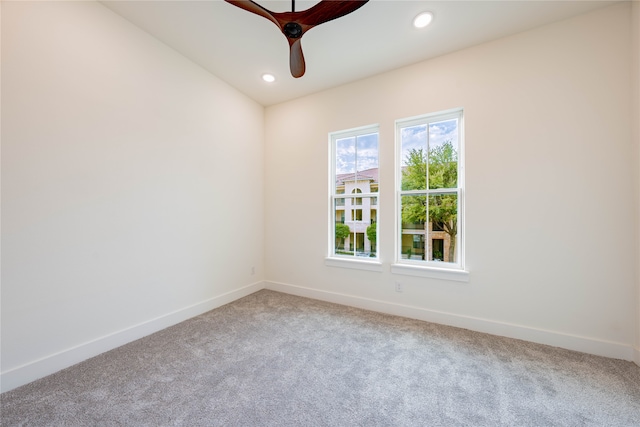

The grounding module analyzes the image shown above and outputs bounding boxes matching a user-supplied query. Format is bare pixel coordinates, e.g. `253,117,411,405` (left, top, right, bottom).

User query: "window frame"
326,124,382,272
392,109,468,281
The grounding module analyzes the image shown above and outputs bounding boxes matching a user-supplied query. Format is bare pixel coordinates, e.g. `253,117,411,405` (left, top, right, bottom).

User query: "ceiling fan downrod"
283,0,302,38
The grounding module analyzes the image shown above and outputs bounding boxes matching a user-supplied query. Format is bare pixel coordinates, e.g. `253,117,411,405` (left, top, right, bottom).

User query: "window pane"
356,133,378,193
428,193,458,263
335,134,378,194
334,195,349,256
428,119,458,189
356,133,379,173
334,230,350,256
401,125,427,191
365,220,377,257
334,196,377,258
400,232,425,260
336,137,355,174
335,136,355,195
334,198,346,221
401,194,427,229
400,194,426,260
431,239,444,261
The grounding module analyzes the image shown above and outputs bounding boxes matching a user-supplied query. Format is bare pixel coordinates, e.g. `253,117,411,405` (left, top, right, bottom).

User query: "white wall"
1,1,264,391
633,0,640,365
265,3,636,360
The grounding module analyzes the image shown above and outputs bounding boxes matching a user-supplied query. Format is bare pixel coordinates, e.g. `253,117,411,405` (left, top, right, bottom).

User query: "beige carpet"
2,289,639,426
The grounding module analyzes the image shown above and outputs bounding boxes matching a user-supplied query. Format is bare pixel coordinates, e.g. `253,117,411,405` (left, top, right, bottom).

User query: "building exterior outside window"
334,168,378,255
330,127,379,258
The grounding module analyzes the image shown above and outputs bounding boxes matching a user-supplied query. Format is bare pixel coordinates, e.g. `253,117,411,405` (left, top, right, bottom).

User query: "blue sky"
335,132,378,174
335,119,458,174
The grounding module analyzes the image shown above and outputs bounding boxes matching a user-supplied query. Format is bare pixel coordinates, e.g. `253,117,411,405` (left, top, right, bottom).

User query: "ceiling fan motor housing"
283,22,302,38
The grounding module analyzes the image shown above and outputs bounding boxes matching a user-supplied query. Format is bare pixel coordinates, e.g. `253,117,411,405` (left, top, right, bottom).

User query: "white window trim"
327,124,380,266
394,108,466,278
325,257,383,272
390,263,469,282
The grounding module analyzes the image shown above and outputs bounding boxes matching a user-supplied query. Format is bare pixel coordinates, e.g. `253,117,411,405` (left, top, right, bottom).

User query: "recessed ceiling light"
262,73,276,83
413,12,433,29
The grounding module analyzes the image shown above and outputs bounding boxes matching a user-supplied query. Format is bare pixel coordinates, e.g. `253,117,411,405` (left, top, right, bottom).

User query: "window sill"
391,263,469,282
325,257,383,272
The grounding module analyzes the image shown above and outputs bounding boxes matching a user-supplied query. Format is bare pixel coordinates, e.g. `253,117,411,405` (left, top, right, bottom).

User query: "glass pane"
334,197,350,256
428,119,458,189
356,133,379,192
400,194,427,230
367,220,377,256
335,136,355,195
400,124,427,191
334,196,377,258
400,194,426,260
428,192,458,263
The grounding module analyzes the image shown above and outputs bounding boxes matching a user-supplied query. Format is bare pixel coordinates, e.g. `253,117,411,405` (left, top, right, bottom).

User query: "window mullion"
427,188,457,195
425,118,430,262
399,189,428,196
425,189,430,262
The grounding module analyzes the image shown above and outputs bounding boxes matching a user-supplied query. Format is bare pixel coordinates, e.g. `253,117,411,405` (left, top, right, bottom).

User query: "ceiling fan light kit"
224,0,370,78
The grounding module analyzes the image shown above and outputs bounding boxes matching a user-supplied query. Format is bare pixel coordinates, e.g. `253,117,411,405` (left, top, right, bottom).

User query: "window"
395,109,464,271
330,125,379,260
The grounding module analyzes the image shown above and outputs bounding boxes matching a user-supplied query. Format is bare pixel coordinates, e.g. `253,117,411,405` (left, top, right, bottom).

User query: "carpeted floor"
2,289,639,426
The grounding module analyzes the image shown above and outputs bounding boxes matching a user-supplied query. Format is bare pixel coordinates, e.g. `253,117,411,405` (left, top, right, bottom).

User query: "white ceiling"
102,0,619,106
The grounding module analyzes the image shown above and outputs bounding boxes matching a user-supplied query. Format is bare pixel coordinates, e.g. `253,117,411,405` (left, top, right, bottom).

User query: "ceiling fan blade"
223,0,280,28
289,39,306,78
225,0,369,78
297,0,369,27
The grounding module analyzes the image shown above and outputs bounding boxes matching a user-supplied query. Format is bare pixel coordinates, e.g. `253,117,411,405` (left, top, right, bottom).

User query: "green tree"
366,223,377,251
335,223,350,251
401,141,458,262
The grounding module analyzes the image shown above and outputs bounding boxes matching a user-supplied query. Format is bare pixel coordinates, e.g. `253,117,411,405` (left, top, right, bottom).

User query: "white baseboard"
265,280,635,362
3,280,635,393
0,281,265,393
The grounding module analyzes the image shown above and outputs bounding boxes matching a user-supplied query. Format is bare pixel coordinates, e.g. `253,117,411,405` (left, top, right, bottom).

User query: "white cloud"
336,134,379,174
401,125,427,165
429,119,458,147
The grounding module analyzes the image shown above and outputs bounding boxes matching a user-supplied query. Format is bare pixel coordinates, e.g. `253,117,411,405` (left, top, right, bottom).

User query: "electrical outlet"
395,282,403,293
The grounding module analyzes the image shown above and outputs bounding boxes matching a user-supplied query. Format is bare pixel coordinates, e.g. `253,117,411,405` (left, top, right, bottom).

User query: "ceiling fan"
224,0,370,78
